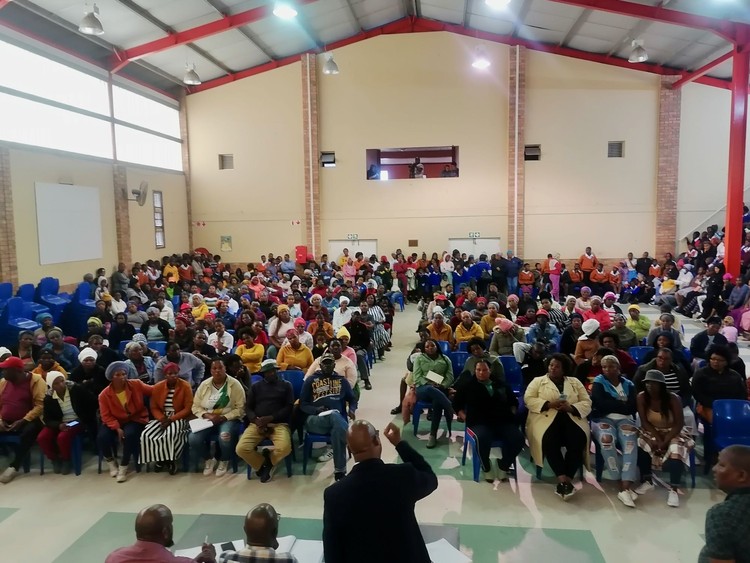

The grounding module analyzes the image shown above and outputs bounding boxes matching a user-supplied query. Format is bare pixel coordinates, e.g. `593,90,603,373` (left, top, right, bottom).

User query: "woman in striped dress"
365,294,391,360
140,362,193,473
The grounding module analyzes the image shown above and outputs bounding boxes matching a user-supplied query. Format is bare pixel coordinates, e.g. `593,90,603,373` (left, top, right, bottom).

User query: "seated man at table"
299,352,357,481
0,356,46,483
218,503,297,563
235,360,294,483
105,503,215,563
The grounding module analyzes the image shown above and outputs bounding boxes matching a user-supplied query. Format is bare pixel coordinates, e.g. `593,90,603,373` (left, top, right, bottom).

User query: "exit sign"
468,232,481,239
346,233,359,240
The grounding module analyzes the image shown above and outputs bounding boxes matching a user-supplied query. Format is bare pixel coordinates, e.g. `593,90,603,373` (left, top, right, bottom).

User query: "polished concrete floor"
0,303,732,562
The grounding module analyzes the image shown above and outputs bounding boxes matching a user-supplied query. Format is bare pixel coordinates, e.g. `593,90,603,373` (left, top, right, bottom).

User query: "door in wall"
447,238,503,259
327,239,378,264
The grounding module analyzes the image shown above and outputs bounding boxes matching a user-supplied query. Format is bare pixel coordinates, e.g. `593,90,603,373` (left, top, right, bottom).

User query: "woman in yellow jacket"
190,293,209,322
276,330,314,371
524,353,592,500
235,327,265,374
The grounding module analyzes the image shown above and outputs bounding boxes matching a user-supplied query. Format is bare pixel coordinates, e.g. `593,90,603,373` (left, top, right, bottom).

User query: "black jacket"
689,330,729,361
633,358,691,401
141,319,172,341
42,381,98,432
453,376,517,428
590,377,637,420
108,323,135,349
69,364,109,397
323,441,437,563
692,366,746,408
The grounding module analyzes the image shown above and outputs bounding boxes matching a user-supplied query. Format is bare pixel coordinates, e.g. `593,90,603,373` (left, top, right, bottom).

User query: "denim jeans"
506,276,519,296
98,422,144,466
188,419,240,467
592,417,638,482
416,385,454,436
305,412,349,473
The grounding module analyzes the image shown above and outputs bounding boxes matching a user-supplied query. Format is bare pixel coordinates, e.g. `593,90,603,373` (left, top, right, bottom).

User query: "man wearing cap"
626,304,651,341
0,356,45,483
236,360,295,483
527,310,561,352
300,351,357,481
574,319,601,365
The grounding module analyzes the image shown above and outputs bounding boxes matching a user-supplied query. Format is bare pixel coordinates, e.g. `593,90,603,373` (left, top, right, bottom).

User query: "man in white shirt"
332,297,353,333
207,320,234,355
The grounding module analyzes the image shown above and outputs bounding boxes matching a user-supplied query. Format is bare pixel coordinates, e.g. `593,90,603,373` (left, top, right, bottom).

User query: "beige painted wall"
9,147,189,287
677,84,750,242
185,63,306,264
318,33,509,258
524,51,659,262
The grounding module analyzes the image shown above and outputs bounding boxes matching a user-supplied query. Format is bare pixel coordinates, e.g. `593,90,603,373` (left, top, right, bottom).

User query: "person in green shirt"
412,339,454,449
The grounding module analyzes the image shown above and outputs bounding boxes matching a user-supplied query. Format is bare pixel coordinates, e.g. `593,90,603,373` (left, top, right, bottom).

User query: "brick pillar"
656,76,681,257
301,54,321,258
113,164,132,266
179,91,194,251
507,46,526,257
0,147,18,286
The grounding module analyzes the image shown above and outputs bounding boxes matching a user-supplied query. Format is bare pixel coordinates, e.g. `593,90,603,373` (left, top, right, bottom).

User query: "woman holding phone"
37,371,98,475
524,353,592,500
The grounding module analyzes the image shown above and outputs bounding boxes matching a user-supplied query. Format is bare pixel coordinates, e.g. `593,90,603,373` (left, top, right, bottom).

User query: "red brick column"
0,147,18,286
656,76,681,257
113,164,132,266
301,54,321,258
179,91,194,251
507,46,526,256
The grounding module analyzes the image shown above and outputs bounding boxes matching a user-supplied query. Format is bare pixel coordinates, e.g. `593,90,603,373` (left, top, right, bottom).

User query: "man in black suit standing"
322,421,437,563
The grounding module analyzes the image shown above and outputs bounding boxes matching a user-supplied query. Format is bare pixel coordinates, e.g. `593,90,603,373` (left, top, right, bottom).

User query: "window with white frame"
153,190,165,249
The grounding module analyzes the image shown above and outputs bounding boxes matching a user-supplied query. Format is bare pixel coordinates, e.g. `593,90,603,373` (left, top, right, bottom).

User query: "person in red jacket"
598,332,637,378
583,296,612,332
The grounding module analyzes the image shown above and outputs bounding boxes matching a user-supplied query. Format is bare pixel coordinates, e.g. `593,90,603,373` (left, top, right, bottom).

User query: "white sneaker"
0,467,17,484
116,466,128,483
667,489,680,507
215,460,229,477
628,490,638,502
317,449,333,462
617,490,636,508
634,481,655,495
107,459,119,478
203,459,217,476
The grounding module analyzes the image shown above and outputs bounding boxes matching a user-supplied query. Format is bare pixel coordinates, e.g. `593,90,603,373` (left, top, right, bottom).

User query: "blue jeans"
305,412,348,473
416,385,454,436
188,419,240,467
506,276,519,295
98,422,144,466
592,417,638,482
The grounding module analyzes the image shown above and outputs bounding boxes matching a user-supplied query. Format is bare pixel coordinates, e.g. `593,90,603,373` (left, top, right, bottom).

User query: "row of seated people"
397,330,746,507
0,335,363,484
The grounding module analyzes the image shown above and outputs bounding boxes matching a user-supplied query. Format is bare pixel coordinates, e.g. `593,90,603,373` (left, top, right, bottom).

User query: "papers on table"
425,370,445,385
426,538,471,563
174,538,244,558
176,536,323,563
188,418,214,433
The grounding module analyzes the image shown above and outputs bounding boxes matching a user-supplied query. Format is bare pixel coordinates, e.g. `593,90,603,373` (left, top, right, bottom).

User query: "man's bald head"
715,445,750,493
135,504,173,547
347,420,381,462
723,445,750,472
244,503,280,549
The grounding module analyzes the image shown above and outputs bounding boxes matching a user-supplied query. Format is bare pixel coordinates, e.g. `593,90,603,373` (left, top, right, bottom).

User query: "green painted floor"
51,511,605,563
0,507,18,524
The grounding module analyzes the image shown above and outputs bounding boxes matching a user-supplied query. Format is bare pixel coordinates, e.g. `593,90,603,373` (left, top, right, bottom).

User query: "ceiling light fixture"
628,39,649,63
472,48,491,70
322,53,339,75
183,63,202,85
485,0,512,9
273,3,298,19
79,3,104,36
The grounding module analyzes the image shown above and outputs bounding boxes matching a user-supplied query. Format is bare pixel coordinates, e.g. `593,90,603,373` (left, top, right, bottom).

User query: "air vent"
218,154,234,170
524,144,541,161
608,141,624,158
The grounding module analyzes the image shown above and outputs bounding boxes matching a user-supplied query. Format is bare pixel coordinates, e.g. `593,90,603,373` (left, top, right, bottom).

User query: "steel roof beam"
672,49,733,89
559,8,591,47
462,0,472,29
605,20,652,58
343,0,362,33
511,0,533,38
111,0,319,70
201,0,276,61
545,0,745,44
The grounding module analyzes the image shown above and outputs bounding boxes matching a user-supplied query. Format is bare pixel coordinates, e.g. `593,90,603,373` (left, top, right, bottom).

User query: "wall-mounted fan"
128,181,149,206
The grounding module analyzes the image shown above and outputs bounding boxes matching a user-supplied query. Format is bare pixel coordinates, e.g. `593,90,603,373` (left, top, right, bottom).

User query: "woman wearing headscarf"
38,371,98,475
139,361,193,474
108,312,136,350
44,329,79,372
80,316,107,346
365,294,391,360
172,313,196,351
267,304,295,359
489,317,526,356
69,347,108,397
98,361,153,482
123,341,156,383
190,293,209,321
109,290,128,315
33,313,60,346
141,307,172,342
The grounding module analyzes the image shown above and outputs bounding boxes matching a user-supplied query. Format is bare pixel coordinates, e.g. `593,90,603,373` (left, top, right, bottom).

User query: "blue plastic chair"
16,283,50,316
36,277,70,326
0,282,13,310
0,433,32,474
451,351,469,374
392,292,405,312
712,399,750,451
411,400,432,436
499,355,523,393
0,297,40,346
245,433,294,480
457,341,469,352
251,374,263,385
461,426,518,483
302,427,351,475
149,341,168,356
280,370,304,400
119,340,132,355
39,432,84,476
628,346,654,365
436,341,451,355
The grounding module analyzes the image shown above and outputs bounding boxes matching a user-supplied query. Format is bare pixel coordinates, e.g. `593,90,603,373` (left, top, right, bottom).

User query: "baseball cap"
0,356,24,370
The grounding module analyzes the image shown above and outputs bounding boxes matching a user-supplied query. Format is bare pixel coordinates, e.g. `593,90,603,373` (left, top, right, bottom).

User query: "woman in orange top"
98,361,153,482
608,266,622,295
649,260,662,279
519,263,535,289
140,362,193,473
590,264,609,296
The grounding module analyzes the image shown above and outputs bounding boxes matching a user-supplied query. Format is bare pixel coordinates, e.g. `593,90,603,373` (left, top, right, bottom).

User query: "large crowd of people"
1,235,750,560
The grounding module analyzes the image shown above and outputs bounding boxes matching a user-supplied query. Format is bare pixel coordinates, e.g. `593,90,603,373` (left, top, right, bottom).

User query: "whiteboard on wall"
35,182,103,265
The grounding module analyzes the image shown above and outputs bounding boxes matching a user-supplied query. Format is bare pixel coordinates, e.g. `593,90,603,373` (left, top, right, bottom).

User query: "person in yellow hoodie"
32,349,68,380
190,293,209,321
453,311,485,349
275,329,314,372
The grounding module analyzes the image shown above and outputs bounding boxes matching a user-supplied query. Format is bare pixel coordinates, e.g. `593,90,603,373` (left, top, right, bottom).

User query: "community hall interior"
0,0,750,562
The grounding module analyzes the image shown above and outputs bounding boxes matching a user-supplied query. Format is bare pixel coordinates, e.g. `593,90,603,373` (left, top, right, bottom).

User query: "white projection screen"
35,182,103,265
